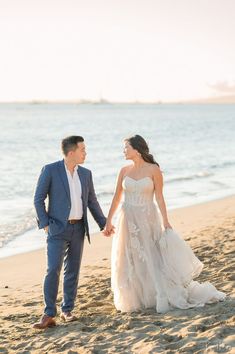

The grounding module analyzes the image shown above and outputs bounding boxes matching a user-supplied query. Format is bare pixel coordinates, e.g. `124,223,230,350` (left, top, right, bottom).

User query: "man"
33,135,113,329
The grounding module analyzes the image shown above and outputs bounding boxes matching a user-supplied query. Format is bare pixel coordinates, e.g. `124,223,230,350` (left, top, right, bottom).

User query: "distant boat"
93,98,111,105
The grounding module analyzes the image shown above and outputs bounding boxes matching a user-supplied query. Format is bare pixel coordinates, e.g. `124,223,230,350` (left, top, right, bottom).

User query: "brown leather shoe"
60,312,77,322
32,314,56,329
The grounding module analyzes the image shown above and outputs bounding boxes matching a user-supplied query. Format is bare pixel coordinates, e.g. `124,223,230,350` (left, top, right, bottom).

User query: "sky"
0,0,235,102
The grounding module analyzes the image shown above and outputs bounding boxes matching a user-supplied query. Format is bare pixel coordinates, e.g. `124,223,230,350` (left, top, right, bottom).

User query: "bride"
104,135,225,313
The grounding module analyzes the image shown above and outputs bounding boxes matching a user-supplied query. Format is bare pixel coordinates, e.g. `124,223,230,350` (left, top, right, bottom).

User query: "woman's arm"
153,166,172,229
104,167,126,235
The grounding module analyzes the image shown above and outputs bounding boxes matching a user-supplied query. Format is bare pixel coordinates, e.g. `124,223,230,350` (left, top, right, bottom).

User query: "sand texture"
0,196,234,353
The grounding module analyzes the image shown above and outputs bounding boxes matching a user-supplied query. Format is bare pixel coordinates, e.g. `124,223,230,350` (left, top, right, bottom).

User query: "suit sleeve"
34,165,51,229
87,171,106,230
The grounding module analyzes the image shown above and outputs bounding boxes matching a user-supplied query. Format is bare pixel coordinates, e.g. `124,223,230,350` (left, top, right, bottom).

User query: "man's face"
71,142,87,164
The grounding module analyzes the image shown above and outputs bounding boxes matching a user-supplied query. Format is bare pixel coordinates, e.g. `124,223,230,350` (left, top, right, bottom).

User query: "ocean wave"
210,161,235,169
181,191,198,196
0,209,36,248
165,171,214,184
97,191,114,198
211,180,229,188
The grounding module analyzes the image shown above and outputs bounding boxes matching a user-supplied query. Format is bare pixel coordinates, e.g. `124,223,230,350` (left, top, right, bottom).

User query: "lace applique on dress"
128,221,146,262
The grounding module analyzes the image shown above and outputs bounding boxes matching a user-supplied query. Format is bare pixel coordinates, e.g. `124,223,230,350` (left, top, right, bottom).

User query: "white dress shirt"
65,163,83,220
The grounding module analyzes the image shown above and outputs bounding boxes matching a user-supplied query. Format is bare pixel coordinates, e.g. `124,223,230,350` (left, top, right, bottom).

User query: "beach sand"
0,196,234,353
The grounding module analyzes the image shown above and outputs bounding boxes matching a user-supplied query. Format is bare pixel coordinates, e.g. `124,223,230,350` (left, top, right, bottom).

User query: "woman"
104,135,225,313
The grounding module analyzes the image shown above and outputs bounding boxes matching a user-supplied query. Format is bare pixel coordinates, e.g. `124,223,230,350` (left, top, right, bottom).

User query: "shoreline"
0,193,235,260
0,195,234,353
0,194,234,287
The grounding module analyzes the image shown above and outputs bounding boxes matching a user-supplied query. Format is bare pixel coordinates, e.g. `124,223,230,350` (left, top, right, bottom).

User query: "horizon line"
1,94,235,105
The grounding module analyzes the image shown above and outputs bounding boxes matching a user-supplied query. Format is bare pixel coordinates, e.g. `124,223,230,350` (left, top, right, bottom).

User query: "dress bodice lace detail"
122,176,155,206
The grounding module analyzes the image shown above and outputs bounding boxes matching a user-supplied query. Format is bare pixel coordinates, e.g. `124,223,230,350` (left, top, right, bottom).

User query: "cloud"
208,80,235,93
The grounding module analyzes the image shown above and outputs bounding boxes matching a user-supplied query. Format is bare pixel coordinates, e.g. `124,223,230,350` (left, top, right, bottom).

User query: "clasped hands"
103,221,115,237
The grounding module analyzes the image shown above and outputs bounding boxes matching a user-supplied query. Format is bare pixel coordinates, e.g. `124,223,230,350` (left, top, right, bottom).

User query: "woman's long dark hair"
125,135,160,167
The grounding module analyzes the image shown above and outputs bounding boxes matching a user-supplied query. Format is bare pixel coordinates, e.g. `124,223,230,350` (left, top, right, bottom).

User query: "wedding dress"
111,176,225,313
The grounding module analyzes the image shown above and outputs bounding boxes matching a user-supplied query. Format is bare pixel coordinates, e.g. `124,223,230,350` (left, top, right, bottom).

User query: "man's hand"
44,226,49,234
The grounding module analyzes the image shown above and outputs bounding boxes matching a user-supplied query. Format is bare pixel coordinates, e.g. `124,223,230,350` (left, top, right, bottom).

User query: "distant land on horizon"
184,95,235,104
1,95,235,105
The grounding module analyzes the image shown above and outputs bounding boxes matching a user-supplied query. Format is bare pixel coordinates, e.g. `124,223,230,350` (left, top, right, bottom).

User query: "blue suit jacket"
34,160,106,243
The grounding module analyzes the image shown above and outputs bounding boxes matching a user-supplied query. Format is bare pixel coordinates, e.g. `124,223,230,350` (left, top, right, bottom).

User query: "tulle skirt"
111,204,226,313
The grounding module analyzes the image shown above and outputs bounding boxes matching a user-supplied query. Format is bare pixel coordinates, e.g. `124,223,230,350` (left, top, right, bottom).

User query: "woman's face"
123,141,137,160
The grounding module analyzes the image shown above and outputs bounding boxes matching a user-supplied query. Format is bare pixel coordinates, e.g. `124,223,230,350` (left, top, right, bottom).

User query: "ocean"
0,103,235,258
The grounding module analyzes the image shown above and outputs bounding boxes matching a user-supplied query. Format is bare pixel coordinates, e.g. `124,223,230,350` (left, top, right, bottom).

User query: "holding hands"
103,219,115,237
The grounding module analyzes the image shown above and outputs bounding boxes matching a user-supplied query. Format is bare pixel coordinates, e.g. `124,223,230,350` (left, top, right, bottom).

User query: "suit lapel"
58,160,71,202
77,166,86,201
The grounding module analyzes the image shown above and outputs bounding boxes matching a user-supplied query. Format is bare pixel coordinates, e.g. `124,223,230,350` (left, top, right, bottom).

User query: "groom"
33,136,112,329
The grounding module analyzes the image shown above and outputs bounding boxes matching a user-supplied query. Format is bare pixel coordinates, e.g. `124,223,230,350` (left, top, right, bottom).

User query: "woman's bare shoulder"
150,164,162,177
119,164,133,175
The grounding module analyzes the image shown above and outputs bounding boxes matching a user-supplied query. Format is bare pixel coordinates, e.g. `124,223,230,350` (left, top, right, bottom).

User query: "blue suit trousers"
43,221,85,317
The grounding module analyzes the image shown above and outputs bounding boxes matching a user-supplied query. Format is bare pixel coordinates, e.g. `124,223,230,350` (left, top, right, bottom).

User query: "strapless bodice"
122,176,154,206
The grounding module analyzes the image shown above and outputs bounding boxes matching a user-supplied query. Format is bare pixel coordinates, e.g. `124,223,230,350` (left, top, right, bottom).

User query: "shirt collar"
64,161,78,173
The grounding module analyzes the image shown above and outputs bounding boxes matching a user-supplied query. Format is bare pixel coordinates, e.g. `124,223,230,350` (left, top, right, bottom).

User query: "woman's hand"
163,220,172,230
